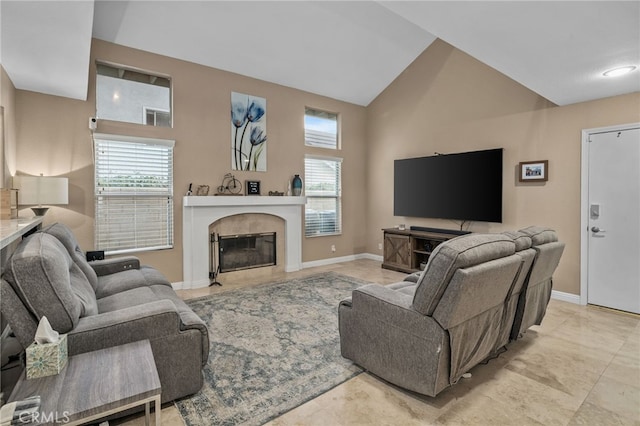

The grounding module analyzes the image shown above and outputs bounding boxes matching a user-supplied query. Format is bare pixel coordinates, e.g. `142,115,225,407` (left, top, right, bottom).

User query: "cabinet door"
383,233,411,270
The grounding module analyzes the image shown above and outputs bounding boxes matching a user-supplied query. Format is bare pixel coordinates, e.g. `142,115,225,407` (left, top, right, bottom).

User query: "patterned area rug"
175,272,368,426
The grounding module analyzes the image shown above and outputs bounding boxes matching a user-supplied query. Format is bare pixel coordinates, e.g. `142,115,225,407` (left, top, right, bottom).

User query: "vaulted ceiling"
2,1,639,107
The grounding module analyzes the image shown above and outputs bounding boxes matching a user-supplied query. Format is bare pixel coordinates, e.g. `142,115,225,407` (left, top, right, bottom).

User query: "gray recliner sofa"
339,227,564,397
510,226,565,340
1,223,209,403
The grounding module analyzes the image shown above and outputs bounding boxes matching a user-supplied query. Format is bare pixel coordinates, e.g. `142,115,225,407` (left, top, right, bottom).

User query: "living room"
1,1,639,425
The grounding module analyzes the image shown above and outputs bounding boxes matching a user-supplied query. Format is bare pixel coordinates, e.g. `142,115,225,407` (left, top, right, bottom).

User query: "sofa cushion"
502,230,533,252
519,226,558,246
42,223,100,291
2,233,98,333
97,287,157,313
412,234,516,315
96,266,172,299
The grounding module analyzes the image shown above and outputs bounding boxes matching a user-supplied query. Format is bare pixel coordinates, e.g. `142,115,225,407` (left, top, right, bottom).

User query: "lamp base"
31,207,50,216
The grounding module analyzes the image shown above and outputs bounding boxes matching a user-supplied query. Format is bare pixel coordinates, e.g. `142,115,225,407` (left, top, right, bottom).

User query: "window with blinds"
304,156,342,237
304,108,339,149
94,134,174,254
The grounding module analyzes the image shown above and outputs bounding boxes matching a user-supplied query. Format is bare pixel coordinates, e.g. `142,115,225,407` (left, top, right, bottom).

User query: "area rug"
175,272,368,426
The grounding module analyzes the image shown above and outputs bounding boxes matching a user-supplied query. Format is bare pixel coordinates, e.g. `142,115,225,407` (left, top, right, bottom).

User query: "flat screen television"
394,148,503,223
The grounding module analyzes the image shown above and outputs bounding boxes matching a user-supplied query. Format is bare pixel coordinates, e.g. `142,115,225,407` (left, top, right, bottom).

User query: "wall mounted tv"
394,148,503,223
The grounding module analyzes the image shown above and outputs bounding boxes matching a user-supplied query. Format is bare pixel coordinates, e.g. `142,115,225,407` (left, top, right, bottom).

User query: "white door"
587,127,640,314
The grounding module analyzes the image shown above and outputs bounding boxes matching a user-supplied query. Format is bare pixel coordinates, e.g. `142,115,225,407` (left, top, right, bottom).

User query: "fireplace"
216,232,276,272
182,196,305,288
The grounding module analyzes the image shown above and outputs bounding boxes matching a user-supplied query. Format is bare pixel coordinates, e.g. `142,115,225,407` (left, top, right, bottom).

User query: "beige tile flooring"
120,259,640,426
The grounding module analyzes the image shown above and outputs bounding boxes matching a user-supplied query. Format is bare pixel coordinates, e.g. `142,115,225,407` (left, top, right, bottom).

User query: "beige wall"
10,38,640,295
365,40,640,295
1,66,18,188
14,39,368,282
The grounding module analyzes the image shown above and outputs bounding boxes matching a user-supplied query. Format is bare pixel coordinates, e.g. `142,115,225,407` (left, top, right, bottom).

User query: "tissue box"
25,334,68,379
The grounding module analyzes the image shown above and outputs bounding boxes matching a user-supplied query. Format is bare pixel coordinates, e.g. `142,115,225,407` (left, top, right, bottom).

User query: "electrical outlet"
378,243,383,250
331,245,336,252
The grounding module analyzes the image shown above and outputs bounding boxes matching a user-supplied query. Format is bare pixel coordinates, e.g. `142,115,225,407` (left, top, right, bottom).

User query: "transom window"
94,134,174,254
304,107,339,149
96,62,172,127
305,156,342,237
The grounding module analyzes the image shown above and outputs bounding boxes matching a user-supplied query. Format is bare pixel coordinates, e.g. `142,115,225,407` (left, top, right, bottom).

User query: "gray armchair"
1,224,209,403
339,233,524,396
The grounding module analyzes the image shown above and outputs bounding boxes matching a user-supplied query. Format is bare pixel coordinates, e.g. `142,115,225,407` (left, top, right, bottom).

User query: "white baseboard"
174,259,581,307
358,253,384,262
302,253,382,269
173,254,382,289
551,290,581,305
171,279,210,290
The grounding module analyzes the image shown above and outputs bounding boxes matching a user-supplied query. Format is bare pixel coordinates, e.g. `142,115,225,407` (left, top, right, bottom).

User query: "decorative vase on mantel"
292,174,303,196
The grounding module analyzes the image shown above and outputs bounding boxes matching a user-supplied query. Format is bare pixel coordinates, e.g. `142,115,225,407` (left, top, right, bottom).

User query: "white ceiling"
1,1,639,106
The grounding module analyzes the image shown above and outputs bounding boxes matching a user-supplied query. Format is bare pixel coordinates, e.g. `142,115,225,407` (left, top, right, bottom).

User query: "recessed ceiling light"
603,66,637,77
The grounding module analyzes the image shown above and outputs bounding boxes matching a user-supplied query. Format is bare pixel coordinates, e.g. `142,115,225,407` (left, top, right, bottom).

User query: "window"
305,156,342,237
94,134,174,254
143,107,171,127
96,63,172,127
304,108,338,149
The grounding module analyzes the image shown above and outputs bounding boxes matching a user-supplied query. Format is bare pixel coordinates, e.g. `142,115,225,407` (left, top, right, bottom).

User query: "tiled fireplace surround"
182,196,306,288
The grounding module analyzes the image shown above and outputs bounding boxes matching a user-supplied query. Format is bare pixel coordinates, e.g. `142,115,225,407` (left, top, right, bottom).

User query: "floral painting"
231,92,267,171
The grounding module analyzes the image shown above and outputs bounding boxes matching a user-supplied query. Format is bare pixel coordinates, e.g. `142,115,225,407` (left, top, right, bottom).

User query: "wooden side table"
9,340,161,425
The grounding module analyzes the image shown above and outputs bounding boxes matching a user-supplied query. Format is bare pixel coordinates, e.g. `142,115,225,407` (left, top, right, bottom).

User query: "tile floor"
119,259,640,426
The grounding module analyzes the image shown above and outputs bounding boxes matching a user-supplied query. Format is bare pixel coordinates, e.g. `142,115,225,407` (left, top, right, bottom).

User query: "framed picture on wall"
519,160,548,182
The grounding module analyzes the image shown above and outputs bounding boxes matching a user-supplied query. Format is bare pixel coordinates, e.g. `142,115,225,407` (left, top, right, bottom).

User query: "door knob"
591,226,606,233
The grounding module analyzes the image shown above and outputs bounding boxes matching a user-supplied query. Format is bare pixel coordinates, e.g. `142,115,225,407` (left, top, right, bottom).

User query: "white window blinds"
304,108,338,149
304,156,342,237
94,134,174,254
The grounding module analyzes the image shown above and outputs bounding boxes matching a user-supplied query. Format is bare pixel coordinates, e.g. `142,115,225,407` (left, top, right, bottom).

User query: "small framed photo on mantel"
246,180,261,195
519,160,548,182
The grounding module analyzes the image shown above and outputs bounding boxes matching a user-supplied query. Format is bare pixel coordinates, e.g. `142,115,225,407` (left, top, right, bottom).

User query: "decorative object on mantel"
292,174,303,196
231,92,267,172
245,180,261,195
216,173,243,195
196,185,210,196
186,183,193,196
518,160,549,182
268,191,284,196
13,174,69,216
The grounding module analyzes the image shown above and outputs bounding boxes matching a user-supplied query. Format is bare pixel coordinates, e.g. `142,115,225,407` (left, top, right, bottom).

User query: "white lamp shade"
13,176,69,205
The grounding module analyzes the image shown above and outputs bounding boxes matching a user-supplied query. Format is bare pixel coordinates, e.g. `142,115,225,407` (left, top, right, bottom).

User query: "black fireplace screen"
217,232,276,273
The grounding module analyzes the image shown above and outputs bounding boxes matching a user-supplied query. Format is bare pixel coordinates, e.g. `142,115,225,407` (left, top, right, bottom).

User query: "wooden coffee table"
9,339,161,425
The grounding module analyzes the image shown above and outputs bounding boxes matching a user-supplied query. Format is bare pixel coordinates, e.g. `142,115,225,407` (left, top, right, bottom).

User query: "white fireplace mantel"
182,196,306,288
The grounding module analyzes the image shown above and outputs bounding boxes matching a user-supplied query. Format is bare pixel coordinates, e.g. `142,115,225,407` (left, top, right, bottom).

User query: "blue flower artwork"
231,92,267,171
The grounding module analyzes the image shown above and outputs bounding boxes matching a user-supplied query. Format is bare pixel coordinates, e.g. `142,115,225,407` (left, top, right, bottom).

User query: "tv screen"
394,148,503,223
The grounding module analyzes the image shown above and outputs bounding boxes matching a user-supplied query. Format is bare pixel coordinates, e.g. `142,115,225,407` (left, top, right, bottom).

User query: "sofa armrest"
68,300,184,355
404,271,422,283
349,284,438,333
352,284,415,310
177,309,210,365
89,256,141,276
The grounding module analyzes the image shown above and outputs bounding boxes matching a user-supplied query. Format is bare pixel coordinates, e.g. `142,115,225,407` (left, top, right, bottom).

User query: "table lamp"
13,174,69,216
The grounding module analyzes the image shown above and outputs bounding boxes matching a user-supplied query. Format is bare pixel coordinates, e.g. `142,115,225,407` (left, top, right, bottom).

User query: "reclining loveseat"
1,223,209,403
339,226,564,397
